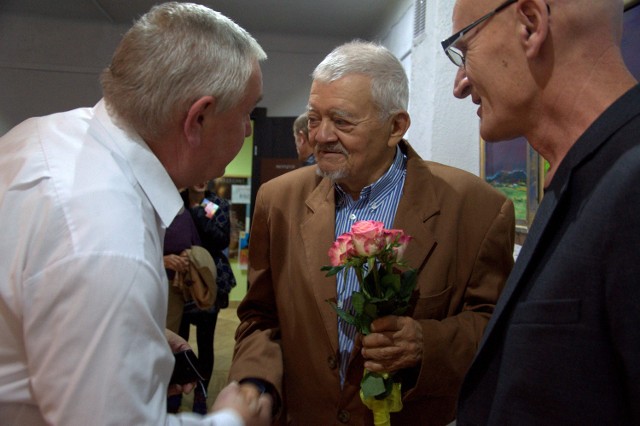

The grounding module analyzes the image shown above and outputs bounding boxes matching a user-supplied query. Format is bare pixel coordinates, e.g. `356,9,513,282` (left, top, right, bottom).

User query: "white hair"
101,2,266,141
312,40,408,117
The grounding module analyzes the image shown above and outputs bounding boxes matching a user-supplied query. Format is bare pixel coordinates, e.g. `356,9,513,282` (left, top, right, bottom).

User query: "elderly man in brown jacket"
229,41,515,425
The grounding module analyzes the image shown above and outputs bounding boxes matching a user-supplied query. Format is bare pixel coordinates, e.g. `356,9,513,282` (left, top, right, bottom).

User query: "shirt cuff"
207,408,244,426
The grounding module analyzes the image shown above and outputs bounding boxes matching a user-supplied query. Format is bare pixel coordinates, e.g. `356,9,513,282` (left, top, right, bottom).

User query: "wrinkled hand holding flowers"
323,220,417,426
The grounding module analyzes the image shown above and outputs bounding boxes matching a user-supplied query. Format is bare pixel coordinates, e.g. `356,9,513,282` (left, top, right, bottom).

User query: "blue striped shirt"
334,146,407,385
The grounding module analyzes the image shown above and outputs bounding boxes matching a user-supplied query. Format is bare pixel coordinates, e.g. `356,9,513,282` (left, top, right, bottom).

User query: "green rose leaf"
363,301,378,318
361,372,387,398
352,291,366,315
400,269,418,297
381,271,401,293
321,265,344,277
327,300,357,326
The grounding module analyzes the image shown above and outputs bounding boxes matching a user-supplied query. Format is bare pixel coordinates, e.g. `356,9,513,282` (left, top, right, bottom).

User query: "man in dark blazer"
445,0,640,423
229,41,515,425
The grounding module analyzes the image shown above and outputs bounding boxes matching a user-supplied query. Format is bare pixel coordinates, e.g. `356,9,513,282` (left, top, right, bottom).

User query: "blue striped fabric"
334,146,407,385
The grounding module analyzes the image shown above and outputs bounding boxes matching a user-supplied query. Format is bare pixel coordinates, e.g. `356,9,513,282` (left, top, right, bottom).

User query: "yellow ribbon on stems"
359,370,403,426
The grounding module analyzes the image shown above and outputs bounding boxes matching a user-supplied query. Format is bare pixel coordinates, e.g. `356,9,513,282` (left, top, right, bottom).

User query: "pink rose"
382,229,412,261
393,234,412,261
351,220,385,237
350,220,385,257
328,233,355,266
382,229,402,246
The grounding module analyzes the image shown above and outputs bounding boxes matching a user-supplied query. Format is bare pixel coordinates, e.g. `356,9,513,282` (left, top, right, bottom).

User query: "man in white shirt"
0,2,270,425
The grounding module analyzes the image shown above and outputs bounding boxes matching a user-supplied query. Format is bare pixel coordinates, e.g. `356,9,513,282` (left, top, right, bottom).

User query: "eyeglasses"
441,0,517,67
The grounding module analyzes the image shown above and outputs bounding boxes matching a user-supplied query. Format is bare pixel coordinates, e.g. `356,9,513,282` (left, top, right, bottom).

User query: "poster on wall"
481,137,527,223
480,137,543,233
213,177,250,264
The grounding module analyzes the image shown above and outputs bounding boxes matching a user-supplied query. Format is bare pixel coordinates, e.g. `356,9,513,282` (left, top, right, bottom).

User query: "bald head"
448,0,635,173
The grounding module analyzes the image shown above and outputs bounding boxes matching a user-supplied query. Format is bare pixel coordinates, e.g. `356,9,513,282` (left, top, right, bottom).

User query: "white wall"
409,0,480,175
250,32,346,117
0,15,124,134
377,0,480,176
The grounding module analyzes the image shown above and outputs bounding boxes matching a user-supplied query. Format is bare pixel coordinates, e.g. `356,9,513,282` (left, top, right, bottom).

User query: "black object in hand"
169,349,205,385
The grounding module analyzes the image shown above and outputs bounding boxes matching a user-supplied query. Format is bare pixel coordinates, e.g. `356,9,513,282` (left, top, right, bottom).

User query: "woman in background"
163,203,201,414
179,182,236,414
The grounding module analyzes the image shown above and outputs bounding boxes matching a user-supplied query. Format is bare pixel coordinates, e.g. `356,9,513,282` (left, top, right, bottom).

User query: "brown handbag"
172,246,217,310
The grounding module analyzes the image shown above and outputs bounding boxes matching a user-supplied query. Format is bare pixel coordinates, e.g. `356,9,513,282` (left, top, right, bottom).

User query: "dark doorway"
250,108,301,219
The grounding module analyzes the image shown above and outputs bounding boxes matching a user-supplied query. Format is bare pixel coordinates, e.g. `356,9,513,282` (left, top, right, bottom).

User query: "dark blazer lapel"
487,185,560,321
300,177,340,353
476,152,573,347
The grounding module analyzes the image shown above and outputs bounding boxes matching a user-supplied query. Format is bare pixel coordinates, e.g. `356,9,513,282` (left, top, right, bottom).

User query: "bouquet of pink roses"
322,220,417,426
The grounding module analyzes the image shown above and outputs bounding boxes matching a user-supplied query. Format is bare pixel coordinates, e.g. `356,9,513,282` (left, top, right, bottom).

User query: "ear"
387,111,411,148
517,0,550,59
183,96,216,147
300,132,310,146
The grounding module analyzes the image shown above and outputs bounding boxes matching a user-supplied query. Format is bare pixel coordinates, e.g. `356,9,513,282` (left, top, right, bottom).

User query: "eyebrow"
331,109,357,119
307,107,357,120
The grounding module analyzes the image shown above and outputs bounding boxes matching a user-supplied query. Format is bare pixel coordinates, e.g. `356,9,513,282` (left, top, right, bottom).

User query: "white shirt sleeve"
172,409,244,426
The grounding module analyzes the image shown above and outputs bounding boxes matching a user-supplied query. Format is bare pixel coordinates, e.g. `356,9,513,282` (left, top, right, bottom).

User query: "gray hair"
101,2,267,141
293,112,308,137
312,40,408,117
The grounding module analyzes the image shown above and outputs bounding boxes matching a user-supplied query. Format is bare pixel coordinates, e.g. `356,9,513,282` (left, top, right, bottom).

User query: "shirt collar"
335,145,407,206
94,99,183,229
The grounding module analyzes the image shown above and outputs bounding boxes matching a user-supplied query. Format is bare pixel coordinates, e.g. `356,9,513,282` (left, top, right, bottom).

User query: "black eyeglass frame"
441,0,518,66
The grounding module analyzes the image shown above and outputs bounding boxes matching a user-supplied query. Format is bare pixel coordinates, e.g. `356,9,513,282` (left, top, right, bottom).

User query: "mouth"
471,95,482,117
318,150,346,162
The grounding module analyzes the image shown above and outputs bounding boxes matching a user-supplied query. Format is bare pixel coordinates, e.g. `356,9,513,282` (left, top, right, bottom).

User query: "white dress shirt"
0,100,242,426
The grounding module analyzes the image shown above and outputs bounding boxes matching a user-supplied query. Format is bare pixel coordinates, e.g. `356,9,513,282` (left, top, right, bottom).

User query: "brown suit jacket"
230,142,515,425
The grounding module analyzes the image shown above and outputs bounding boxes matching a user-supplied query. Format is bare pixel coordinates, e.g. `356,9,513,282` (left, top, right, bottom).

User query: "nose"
312,118,338,145
453,67,471,99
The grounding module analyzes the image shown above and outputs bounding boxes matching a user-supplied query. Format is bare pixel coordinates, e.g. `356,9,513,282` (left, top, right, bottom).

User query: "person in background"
229,40,515,425
292,112,316,166
177,183,237,414
443,0,640,424
163,205,203,414
0,2,271,425
164,207,202,335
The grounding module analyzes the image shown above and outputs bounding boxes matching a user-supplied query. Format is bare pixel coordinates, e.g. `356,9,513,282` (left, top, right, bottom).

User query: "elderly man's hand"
361,315,423,373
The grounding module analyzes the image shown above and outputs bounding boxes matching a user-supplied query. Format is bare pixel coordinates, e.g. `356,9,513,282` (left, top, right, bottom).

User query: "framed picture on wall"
480,137,544,234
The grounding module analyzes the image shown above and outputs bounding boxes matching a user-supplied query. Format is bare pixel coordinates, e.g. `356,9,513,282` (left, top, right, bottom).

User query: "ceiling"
0,0,399,40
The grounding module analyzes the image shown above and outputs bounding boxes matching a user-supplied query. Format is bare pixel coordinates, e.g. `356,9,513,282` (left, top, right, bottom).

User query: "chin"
480,122,508,142
316,166,347,181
